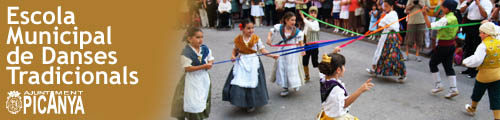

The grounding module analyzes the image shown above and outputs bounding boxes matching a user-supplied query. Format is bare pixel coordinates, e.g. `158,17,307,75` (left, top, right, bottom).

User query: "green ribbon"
301,10,481,37
368,22,481,36
300,10,363,36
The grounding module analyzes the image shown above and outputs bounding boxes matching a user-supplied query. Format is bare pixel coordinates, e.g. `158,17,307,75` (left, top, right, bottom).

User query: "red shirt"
348,0,359,12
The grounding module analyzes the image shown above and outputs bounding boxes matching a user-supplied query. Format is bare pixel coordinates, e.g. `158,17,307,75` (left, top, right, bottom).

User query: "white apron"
231,53,260,88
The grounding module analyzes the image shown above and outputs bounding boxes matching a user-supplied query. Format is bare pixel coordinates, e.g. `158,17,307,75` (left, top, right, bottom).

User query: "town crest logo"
6,91,22,114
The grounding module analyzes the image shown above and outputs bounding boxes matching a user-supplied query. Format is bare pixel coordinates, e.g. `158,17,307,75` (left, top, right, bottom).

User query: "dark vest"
320,79,347,103
182,45,210,66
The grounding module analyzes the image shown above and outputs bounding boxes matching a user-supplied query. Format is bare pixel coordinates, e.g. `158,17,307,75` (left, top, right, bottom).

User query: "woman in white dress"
267,12,306,96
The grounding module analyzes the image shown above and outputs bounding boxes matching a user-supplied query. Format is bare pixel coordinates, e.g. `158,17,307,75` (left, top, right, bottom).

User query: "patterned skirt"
375,34,407,77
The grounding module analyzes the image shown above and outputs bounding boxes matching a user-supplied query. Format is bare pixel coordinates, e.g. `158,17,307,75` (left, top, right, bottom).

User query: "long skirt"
223,59,269,107
171,75,211,120
375,34,407,76
317,110,359,120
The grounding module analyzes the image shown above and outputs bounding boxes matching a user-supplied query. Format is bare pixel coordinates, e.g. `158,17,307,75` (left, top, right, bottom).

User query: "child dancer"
366,0,407,82
300,6,321,82
171,27,214,120
223,20,279,112
422,0,460,99
368,4,379,40
317,52,374,120
267,12,306,96
463,22,500,120
332,0,342,33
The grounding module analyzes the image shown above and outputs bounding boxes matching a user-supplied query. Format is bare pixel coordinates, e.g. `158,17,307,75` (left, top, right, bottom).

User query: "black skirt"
222,58,269,108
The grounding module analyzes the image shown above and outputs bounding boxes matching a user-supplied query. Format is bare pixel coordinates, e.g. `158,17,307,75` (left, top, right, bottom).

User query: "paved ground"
196,26,493,120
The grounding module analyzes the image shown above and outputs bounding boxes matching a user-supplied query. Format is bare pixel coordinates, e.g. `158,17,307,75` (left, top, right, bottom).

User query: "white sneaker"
334,28,339,33
366,68,376,75
464,104,476,116
444,89,459,99
280,89,289,97
431,82,443,94
247,107,256,112
416,56,422,62
403,55,409,61
295,87,300,92
397,76,406,83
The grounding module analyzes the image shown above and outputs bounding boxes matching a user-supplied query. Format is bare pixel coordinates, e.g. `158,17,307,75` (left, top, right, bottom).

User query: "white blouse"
321,78,349,118
181,45,215,68
463,43,487,68
270,24,305,44
303,19,320,34
234,37,265,50
284,0,296,8
378,11,400,32
218,1,232,13
460,0,493,20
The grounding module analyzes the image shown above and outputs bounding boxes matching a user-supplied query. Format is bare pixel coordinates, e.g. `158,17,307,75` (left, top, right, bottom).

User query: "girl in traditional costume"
366,0,407,83
267,12,306,96
317,52,374,120
171,27,214,120
223,20,279,112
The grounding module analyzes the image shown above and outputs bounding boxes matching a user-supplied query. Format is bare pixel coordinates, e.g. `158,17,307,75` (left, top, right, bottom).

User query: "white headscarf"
479,22,499,37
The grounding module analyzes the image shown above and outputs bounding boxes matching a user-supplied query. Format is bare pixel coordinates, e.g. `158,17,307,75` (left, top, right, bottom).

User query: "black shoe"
467,74,476,78
461,70,471,74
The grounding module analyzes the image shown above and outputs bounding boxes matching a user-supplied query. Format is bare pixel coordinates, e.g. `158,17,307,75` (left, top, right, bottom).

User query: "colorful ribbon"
212,36,360,65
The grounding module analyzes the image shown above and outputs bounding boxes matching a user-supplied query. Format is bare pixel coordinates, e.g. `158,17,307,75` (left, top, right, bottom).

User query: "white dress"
339,0,350,19
230,38,265,88
180,45,214,113
251,5,265,17
270,24,305,89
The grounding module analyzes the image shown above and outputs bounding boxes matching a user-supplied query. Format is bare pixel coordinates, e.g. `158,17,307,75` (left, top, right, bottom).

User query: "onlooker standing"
241,0,252,21
332,0,342,32
322,0,334,28
218,0,233,28
231,0,241,18
296,0,309,28
251,0,265,26
340,0,350,35
348,0,361,36
395,0,407,38
285,0,297,14
265,0,277,26
276,0,287,23
404,0,430,62
207,0,219,28
459,0,493,78
199,0,210,28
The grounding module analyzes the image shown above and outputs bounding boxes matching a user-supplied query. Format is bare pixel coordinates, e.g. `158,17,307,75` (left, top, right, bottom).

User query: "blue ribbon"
212,36,360,65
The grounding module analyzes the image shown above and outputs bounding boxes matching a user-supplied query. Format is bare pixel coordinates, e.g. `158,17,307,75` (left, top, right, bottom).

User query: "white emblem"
6,91,22,114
